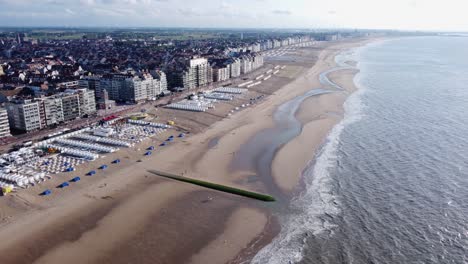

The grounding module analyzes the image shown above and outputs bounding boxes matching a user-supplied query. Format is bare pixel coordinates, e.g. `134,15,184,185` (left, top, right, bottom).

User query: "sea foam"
251,48,368,264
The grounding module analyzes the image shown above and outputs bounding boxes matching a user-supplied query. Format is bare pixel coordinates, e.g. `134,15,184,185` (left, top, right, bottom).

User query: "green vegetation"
148,170,276,202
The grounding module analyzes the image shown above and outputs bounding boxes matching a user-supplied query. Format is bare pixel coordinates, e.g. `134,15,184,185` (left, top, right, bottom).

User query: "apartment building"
60,93,81,121
78,76,101,99
182,58,211,89
76,88,96,116
0,108,11,138
99,72,167,103
6,99,42,132
213,66,230,82
39,97,64,126
230,58,241,78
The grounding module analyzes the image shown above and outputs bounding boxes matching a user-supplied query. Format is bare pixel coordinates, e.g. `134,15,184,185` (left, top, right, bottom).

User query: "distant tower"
241,32,244,40
17,33,21,44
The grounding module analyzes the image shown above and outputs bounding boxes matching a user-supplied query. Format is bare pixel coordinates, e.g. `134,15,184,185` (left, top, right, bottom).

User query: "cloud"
65,8,76,15
272,9,291,15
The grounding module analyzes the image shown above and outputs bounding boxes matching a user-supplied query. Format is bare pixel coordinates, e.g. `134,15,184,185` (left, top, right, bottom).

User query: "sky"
0,0,467,31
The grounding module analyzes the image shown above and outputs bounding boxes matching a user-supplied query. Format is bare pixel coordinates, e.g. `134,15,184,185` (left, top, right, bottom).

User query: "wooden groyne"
148,170,275,202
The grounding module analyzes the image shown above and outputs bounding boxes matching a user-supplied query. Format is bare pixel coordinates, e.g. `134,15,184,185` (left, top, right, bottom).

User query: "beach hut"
99,165,108,170
145,151,152,156
41,189,52,196
87,170,96,176
70,177,81,182
112,159,121,164
58,182,69,188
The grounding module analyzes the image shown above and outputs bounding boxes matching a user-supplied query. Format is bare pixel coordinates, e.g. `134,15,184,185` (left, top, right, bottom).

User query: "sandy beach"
0,38,372,264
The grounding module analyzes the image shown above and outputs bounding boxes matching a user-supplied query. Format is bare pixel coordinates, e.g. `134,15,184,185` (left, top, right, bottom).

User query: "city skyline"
1,0,468,31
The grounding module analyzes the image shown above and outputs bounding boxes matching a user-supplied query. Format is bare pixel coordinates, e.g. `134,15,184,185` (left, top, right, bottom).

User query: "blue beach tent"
65,167,74,172
147,146,155,150
145,151,152,156
100,165,108,170
178,133,185,138
159,142,166,147
58,182,69,188
70,177,81,182
112,159,121,164
41,189,52,196
87,170,96,176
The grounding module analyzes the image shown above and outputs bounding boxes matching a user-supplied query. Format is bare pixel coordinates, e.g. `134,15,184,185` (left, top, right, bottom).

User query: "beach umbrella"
41,189,52,196
70,177,81,182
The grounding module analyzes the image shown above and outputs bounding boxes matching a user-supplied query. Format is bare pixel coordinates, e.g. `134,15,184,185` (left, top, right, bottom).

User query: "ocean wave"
251,49,368,264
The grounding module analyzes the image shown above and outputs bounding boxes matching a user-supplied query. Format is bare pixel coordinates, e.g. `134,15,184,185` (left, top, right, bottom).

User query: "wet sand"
0,39,372,264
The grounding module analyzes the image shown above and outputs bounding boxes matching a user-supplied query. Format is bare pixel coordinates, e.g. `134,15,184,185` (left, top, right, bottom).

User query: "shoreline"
0,38,374,264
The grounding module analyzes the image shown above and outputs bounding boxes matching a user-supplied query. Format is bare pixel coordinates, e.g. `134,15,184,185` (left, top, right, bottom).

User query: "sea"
251,36,468,263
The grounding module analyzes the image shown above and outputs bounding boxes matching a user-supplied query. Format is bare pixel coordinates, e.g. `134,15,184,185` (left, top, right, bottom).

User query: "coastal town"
0,28,361,195
0,0,464,262
0,26,379,263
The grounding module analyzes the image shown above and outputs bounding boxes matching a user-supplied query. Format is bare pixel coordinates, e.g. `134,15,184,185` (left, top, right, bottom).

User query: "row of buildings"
78,70,167,104
168,53,264,90
0,33,319,136
5,88,96,132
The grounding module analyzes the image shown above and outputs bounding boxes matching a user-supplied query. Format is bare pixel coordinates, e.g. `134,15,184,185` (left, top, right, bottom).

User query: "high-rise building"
99,72,167,103
38,97,64,126
6,99,42,132
182,58,211,90
60,93,81,121
79,76,101,99
0,108,11,138
213,67,230,82
76,88,96,116
99,74,128,102
230,58,241,78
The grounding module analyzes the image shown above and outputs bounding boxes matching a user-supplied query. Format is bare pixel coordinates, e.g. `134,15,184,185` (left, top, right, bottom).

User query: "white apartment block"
183,58,211,89
0,108,11,138
230,59,241,78
39,97,64,126
6,100,42,132
213,67,230,82
76,88,97,115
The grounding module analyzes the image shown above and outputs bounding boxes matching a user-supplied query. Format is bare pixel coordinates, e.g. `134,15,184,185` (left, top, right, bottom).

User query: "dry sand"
0,39,373,264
